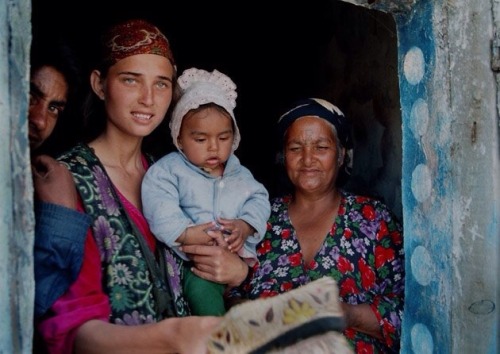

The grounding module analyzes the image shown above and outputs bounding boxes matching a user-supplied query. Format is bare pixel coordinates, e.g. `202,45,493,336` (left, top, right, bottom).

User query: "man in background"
29,34,91,319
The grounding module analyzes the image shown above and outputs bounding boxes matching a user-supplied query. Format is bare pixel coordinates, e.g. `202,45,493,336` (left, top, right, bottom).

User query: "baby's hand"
216,218,255,253
179,222,216,246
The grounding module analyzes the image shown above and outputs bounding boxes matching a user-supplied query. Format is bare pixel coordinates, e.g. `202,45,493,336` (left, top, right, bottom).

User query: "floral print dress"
239,190,404,354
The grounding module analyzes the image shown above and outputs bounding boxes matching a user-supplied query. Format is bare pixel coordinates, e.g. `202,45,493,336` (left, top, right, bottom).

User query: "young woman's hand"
180,239,249,288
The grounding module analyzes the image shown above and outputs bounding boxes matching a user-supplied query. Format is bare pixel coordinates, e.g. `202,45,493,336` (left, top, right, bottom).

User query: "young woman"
35,19,248,354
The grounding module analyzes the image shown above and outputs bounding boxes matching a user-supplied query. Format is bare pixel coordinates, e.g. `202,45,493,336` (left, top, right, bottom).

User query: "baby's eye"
195,138,206,143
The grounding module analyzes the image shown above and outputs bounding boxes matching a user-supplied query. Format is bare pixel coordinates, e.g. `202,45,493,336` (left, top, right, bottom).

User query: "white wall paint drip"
403,46,425,85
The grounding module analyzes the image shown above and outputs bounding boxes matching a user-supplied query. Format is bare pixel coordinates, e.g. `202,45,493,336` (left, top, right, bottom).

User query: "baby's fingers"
206,229,229,249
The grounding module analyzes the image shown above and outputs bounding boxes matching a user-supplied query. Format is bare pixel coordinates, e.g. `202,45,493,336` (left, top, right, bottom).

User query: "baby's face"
178,107,234,175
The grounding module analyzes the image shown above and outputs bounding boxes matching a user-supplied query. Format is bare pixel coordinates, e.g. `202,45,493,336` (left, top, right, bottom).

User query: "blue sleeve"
34,201,92,318
141,156,191,260
239,180,271,238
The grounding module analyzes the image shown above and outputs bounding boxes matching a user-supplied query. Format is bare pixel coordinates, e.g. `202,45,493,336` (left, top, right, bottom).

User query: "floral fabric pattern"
59,143,189,324
239,190,404,353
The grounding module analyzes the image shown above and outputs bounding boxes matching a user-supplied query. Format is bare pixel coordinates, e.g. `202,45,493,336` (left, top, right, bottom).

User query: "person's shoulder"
342,190,396,213
342,189,381,204
146,151,181,172
225,154,242,169
56,143,99,180
226,155,257,177
57,143,89,163
342,190,401,223
153,151,182,164
270,194,291,206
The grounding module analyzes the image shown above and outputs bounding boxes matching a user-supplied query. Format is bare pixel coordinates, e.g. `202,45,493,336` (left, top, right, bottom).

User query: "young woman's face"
177,107,234,173
284,116,344,194
95,53,174,138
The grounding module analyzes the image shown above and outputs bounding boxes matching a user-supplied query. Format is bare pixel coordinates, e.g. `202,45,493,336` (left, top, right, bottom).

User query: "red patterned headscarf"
101,19,175,67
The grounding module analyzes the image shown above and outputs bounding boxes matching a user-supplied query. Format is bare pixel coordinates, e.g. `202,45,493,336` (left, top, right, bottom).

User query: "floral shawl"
59,143,190,323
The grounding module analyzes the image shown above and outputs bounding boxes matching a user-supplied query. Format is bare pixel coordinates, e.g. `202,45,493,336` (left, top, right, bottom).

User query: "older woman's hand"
341,302,383,341
180,235,249,288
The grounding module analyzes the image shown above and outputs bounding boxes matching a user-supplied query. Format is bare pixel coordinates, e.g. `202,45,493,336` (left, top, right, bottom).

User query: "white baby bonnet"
170,68,241,152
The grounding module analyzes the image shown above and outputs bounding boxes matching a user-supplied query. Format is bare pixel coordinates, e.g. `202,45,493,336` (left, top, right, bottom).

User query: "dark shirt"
34,201,91,318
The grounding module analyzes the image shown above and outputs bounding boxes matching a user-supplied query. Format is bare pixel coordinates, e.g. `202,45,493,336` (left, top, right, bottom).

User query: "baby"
142,68,271,315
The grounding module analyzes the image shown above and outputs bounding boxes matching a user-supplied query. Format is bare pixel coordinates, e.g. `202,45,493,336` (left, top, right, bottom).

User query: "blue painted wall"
393,0,499,352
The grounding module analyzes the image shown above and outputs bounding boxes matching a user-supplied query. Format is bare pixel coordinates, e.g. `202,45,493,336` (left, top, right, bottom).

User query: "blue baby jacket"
142,152,270,260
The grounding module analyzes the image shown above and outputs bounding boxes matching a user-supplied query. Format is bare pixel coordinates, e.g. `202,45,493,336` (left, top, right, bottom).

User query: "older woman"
231,98,404,353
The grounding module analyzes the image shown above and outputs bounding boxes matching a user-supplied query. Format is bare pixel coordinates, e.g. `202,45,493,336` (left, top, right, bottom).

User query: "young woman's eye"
156,81,169,89
123,77,136,84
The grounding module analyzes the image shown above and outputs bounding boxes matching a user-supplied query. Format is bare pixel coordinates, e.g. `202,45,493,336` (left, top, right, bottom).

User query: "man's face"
28,65,68,150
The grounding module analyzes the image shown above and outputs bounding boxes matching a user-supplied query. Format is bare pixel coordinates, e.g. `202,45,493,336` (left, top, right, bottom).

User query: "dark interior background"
31,0,403,219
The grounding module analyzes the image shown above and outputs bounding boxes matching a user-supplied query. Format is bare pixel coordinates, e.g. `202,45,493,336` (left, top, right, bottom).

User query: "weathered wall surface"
347,0,498,352
443,1,498,351
0,0,33,353
392,0,498,352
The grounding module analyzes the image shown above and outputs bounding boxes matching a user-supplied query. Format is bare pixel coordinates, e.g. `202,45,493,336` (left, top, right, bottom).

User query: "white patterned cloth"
207,277,354,354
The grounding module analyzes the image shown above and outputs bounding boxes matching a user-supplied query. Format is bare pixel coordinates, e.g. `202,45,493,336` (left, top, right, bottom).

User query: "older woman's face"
284,116,343,194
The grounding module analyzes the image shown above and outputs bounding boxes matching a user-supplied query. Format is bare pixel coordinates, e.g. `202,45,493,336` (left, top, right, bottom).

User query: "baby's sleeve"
238,177,271,261
141,156,191,259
